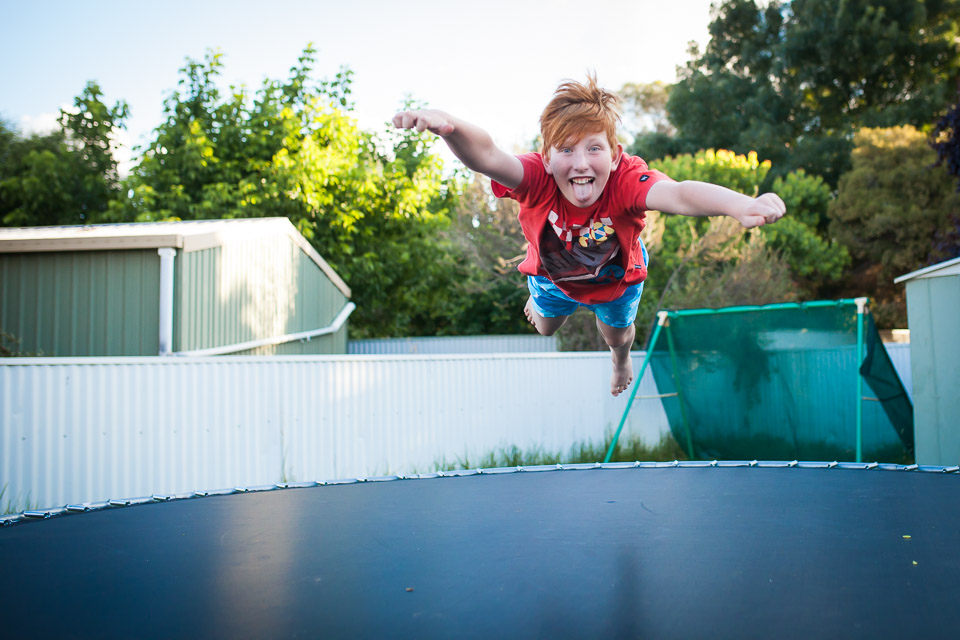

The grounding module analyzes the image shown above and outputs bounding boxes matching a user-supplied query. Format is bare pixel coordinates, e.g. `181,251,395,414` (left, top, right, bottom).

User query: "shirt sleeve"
617,155,674,212
490,153,547,204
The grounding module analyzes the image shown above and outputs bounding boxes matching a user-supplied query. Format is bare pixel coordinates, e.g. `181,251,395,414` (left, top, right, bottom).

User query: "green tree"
828,125,960,327
930,88,960,255
113,47,465,338
663,0,960,187
442,176,531,335
650,149,847,291
0,83,127,226
619,81,675,138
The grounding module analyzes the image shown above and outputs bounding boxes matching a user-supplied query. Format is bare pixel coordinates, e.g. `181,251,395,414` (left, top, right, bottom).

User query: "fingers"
738,193,786,228
391,110,454,136
759,193,786,222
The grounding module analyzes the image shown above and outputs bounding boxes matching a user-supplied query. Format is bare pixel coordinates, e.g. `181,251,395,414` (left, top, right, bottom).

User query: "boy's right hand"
392,109,456,136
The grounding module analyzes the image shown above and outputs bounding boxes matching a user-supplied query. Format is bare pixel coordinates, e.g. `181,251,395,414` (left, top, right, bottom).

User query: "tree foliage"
932,88,960,186
661,0,960,188
650,148,846,290
0,82,128,226
442,177,531,335
103,47,468,338
619,81,675,139
829,125,960,326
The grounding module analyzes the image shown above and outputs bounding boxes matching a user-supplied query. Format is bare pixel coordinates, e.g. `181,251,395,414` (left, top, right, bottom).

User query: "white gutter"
158,248,176,356
173,301,356,357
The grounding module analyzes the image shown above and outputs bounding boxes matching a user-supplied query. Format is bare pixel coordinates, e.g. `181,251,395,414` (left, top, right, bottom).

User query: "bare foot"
611,352,633,397
523,296,537,326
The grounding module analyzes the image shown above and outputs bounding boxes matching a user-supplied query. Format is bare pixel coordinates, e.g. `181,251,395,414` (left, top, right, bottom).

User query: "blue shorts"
527,276,644,328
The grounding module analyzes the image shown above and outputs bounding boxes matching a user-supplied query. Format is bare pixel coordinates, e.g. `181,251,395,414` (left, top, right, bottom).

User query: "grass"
435,432,688,472
1,484,38,516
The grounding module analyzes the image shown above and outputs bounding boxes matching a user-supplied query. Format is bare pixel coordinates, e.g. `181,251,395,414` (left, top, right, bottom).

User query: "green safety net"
646,301,914,463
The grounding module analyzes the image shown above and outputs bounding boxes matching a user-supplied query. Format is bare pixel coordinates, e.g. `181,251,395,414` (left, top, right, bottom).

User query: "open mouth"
570,177,595,201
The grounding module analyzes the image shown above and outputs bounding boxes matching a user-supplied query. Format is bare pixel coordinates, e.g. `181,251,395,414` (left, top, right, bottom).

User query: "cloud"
19,112,59,135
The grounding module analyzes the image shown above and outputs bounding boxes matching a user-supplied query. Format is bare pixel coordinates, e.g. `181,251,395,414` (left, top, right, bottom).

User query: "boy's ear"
611,144,623,169
541,152,554,176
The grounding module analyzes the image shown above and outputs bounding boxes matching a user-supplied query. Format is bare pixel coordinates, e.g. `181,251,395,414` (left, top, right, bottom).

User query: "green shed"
0,218,353,356
895,256,960,466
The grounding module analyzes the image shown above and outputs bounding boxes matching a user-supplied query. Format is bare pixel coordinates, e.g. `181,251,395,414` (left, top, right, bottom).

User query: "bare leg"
524,296,569,336
596,318,635,397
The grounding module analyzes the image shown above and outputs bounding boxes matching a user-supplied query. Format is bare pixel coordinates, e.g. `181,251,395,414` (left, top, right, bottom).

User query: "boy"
393,75,785,397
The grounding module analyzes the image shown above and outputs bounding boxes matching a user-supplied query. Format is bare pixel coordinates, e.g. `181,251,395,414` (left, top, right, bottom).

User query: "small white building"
895,257,960,466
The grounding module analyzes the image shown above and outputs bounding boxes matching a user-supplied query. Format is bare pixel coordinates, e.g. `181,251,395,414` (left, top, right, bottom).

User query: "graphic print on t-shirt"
539,209,621,284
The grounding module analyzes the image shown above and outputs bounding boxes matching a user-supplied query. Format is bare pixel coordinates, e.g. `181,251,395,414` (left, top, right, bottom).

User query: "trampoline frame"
4,458,957,528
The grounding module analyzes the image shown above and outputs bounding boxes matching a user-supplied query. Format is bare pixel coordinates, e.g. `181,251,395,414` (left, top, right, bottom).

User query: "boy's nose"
572,150,589,170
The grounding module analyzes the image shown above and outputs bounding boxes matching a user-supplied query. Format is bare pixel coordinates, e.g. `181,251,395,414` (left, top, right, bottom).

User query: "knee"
536,323,559,337
599,324,635,348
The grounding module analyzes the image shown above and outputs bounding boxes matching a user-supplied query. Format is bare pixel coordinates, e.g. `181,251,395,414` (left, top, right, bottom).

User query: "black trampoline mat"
2,466,959,639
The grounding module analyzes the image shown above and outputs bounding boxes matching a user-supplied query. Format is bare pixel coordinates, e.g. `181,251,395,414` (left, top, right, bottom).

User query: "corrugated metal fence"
1,344,912,512
1,352,667,510
348,334,558,354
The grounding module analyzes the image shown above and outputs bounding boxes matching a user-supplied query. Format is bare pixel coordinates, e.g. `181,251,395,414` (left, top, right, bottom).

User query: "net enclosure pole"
855,297,867,463
604,311,668,463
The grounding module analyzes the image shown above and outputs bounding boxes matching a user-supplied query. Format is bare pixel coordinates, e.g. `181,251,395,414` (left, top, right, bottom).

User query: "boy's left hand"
738,193,786,228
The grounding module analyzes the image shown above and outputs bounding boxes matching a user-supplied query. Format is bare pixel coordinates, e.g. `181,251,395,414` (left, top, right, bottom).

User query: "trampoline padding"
1,466,959,638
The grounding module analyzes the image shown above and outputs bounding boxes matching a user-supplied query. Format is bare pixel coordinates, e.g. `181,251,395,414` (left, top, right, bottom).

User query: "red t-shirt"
492,152,672,304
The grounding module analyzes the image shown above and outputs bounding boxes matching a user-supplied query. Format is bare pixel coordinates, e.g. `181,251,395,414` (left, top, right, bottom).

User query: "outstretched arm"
393,109,524,189
645,180,786,229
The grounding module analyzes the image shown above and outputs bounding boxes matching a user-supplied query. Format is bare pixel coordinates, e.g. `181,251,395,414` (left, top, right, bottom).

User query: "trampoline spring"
194,491,209,497
866,462,879,470
109,500,130,507
904,465,919,471
23,511,50,519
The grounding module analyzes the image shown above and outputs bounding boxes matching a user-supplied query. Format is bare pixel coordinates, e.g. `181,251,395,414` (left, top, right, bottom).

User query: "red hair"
540,73,621,159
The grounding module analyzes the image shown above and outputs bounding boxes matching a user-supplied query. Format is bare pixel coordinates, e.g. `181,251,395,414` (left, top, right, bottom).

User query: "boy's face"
543,132,622,208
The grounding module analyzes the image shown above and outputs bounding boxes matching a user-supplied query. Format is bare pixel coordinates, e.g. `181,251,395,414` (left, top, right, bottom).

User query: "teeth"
572,178,593,184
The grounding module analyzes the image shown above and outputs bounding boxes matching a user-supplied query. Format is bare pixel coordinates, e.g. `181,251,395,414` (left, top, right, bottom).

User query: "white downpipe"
158,248,176,356
174,301,356,357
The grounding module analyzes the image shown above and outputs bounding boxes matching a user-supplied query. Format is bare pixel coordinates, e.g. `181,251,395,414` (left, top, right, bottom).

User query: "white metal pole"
158,248,176,356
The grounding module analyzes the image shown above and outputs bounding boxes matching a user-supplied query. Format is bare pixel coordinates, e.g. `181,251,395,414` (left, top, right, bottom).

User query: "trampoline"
2,462,959,638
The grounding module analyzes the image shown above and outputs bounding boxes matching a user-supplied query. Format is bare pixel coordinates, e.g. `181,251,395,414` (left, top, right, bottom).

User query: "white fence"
349,334,558,355
1,352,668,511
0,343,913,512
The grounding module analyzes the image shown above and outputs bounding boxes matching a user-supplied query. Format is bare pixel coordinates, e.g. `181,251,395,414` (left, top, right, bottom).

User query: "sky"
1,0,719,171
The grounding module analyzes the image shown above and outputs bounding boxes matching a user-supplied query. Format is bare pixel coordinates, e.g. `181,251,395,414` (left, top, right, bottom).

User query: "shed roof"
0,218,350,297
894,256,960,284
